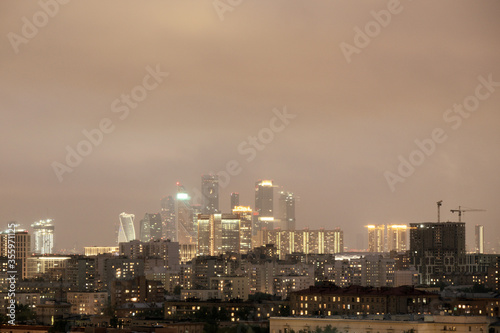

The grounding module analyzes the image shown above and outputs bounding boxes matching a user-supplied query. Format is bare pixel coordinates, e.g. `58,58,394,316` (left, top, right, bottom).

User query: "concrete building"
270,316,495,333
255,228,343,259
476,225,485,254
201,174,219,214
31,219,55,255
289,285,439,317
367,225,385,252
66,291,108,315
387,225,408,252
410,222,466,285
254,180,275,234
84,246,118,256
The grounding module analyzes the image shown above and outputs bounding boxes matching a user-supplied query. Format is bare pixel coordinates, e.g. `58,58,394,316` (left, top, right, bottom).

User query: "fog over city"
1,1,500,252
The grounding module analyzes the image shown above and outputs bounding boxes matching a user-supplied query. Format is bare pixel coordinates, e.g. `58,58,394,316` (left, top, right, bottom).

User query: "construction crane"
437,200,443,222
450,206,486,222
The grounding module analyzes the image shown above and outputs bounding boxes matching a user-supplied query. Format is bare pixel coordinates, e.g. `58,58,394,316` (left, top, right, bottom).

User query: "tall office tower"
201,174,219,214
232,206,253,254
278,191,296,230
475,225,485,254
31,219,55,255
410,222,466,285
118,213,136,244
191,204,202,240
254,180,275,234
367,225,385,252
0,225,31,279
230,192,240,209
197,213,241,256
387,225,408,252
160,196,176,241
139,213,162,242
176,183,195,244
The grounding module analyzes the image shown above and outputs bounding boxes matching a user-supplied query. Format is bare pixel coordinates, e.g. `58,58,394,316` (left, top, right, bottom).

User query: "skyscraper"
367,225,385,252
387,225,408,252
232,206,253,254
230,192,240,210
197,213,242,256
0,225,31,279
278,191,296,230
176,183,195,244
31,219,55,255
201,174,219,215
475,225,485,254
161,196,176,241
254,180,274,234
409,222,466,285
140,213,162,242
118,213,136,244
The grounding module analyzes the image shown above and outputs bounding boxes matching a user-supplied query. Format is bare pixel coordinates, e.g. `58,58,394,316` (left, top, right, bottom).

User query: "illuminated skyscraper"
254,180,274,234
201,174,219,214
31,219,55,255
230,192,240,210
475,225,484,254
160,196,176,241
197,213,243,256
278,191,295,230
367,225,385,252
387,225,408,252
140,213,162,242
176,183,195,244
232,206,253,254
118,213,136,244
0,224,31,279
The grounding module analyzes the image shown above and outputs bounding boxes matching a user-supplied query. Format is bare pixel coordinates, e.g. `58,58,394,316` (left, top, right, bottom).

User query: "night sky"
1,1,499,252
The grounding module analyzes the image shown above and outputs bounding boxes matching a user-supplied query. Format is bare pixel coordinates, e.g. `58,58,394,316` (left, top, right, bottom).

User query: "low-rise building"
289,285,439,316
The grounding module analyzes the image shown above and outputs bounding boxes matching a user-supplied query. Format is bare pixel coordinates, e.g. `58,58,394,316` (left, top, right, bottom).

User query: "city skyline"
1,1,500,253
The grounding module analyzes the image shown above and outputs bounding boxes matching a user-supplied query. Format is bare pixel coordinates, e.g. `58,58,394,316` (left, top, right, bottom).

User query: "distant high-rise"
367,225,385,252
278,191,295,230
387,225,408,252
140,213,162,242
475,225,485,254
197,213,241,256
0,225,31,279
176,183,195,244
118,213,136,244
160,196,176,241
232,206,253,254
254,180,274,234
230,192,240,209
410,222,466,285
201,174,219,214
31,219,55,255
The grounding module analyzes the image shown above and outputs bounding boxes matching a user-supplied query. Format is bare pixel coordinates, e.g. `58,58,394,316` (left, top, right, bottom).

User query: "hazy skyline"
1,1,499,251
